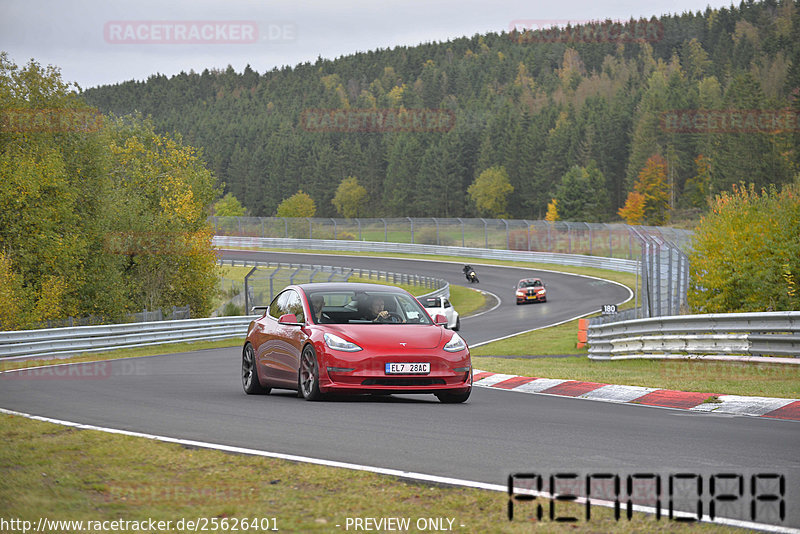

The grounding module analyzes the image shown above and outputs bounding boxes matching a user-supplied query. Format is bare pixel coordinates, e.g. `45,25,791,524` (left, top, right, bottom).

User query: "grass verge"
0,414,735,533
472,356,800,398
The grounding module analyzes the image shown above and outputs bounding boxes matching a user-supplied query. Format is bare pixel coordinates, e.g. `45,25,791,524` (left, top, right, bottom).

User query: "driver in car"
363,296,404,323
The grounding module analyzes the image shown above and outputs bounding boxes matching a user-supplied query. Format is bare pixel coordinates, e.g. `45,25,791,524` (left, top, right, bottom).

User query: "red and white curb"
472,370,800,421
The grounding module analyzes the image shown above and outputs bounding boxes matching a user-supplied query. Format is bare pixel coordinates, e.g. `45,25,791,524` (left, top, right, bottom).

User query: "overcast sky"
1,0,733,90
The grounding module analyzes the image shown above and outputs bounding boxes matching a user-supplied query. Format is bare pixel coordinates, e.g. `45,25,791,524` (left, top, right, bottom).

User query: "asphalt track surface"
2,250,798,529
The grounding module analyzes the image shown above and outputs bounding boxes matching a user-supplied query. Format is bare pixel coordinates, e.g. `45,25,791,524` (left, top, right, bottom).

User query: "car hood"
324,324,445,350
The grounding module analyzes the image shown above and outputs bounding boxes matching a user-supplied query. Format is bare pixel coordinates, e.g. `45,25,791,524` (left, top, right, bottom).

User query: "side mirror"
434,314,448,326
278,313,302,325
251,306,268,316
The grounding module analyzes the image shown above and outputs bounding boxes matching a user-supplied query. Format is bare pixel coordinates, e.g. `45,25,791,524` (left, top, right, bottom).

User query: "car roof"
519,278,542,282
295,282,410,294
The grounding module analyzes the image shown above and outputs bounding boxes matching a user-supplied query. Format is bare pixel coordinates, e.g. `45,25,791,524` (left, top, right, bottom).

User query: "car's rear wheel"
435,389,471,403
242,344,270,395
299,344,324,401
453,317,460,331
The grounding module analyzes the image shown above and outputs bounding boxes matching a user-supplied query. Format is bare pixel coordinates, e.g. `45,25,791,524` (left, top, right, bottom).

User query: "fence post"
244,265,257,314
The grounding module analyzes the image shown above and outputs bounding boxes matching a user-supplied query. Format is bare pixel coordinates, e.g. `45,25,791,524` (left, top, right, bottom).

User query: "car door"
272,289,307,387
258,289,306,387
443,298,456,328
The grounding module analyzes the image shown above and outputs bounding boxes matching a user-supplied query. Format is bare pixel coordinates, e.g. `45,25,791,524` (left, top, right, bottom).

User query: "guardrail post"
407,217,414,244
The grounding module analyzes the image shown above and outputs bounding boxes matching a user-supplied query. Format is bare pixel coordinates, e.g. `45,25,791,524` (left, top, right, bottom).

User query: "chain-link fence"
34,306,191,329
218,259,447,312
212,217,692,322
210,216,692,260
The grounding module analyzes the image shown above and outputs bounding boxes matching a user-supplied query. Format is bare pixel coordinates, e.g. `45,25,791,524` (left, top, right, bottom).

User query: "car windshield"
421,298,442,308
306,290,433,325
520,280,541,288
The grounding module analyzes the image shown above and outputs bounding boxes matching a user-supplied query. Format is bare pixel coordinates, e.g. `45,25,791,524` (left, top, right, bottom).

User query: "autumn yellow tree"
0,53,220,328
468,166,514,218
633,154,671,225
545,199,559,222
332,176,367,218
277,190,316,218
618,191,646,225
689,182,800,313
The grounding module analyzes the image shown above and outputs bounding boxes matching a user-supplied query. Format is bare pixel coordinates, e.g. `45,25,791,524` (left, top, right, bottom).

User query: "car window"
443,299,451,308
307,289,432,325
421,297,440,308
268,292,284,319
284,290,305,323
269,289,304,322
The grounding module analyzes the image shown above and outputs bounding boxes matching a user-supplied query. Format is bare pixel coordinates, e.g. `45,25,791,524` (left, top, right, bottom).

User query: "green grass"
0,414,737,533
471,318,589,357
2,249,791,532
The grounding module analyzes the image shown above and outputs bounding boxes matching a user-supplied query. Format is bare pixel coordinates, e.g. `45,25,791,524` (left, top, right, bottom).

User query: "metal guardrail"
219,258,448,311
210,216,693,259
0,316,257,360
213,236,640,273
2,261,449,360
587,312,800,360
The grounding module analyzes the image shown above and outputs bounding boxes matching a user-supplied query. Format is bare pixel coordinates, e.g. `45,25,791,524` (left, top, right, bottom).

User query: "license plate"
385,362,430,374
527,295,537,300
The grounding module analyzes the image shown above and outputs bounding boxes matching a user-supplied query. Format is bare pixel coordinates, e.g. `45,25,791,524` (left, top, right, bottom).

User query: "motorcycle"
463,265,479,284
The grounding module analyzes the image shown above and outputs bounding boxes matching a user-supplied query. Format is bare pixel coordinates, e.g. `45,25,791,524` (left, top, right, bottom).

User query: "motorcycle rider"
463,265,478,283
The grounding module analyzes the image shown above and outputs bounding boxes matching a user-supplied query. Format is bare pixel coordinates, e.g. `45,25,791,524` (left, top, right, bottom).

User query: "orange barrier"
577,318,588,349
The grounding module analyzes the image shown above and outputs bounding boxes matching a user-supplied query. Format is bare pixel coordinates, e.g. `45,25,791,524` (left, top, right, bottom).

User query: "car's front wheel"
435,389,471,403
299,344,324,401
242,344,270,395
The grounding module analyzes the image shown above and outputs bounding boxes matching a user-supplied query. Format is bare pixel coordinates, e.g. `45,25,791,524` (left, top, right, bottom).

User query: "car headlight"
324,333,362,352
443,333,466,352
516,291,525,297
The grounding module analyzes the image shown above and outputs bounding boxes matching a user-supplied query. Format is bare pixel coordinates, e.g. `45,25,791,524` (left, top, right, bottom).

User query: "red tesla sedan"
241,282,472,403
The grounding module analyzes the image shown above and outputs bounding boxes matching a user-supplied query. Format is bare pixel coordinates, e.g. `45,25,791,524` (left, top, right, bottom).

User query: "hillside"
83,1,800,221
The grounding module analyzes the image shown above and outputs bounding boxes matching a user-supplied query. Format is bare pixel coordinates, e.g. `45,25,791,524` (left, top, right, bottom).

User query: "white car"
420,296,460,330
